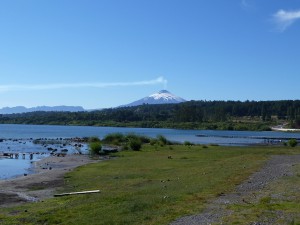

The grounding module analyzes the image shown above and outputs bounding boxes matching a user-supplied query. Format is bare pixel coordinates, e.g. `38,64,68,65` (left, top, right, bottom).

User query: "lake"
0,124,299,145
1,124,300,179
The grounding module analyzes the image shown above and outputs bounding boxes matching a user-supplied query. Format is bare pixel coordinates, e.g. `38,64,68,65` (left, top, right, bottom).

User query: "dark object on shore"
102,146,119,154
54,190,100,197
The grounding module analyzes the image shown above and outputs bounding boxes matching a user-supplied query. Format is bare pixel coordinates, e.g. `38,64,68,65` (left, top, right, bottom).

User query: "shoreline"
271,127,300,132
0,154,98,207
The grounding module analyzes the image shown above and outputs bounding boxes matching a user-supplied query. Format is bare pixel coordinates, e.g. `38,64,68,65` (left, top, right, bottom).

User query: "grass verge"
0,145,299,225
221,164,300,224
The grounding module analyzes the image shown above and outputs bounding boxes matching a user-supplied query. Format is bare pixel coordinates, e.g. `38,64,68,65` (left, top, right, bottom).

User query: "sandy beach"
0,154,97,207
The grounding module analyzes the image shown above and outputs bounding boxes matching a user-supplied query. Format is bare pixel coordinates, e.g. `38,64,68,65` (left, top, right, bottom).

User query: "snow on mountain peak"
123,90,186,107
149,90,183,101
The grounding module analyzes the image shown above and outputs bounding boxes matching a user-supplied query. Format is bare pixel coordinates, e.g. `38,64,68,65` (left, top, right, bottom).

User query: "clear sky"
0,0,299,109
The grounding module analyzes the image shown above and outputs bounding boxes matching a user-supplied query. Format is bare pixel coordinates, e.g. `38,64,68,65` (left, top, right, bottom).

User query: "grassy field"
0,145,299,225
222,164,300,224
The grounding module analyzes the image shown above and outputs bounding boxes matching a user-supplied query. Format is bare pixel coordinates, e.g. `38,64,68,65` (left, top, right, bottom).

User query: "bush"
157,135,168,146
125,133,137,140
184,141,194,146
88,136,101,143
139,135,151,144
150,139,158,146
102,133,125,145
129,138,142,151
288,139,298,147
89,141,102,155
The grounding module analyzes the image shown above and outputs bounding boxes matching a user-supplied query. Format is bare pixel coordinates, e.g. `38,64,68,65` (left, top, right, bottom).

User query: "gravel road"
170,154,300,225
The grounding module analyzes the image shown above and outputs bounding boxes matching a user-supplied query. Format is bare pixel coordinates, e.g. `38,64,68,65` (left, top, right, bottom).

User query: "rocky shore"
0,154,97,207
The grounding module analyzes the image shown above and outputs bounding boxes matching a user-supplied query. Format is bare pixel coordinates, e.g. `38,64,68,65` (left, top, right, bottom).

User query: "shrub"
122,144,129,150
102,133,125,145
88,136,101,143
126,133,150,144
129,138,142,151
157,135,168,146
156,135,174,146
150,139,158,146
89,141,102,155
139,136,151,144
184,141,194,146
288,139,298,147
125,133,137,140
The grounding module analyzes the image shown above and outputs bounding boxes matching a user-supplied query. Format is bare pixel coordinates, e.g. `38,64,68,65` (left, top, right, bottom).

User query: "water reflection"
0,154,47,180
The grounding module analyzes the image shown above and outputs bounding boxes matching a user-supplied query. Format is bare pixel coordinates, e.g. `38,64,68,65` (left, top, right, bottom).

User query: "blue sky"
0,0,299,109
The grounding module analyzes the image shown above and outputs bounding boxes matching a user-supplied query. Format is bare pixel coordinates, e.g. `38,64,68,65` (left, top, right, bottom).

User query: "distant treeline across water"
0,100,299,130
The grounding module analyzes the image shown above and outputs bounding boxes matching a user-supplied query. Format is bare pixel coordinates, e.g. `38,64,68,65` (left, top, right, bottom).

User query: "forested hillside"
0,100,299,131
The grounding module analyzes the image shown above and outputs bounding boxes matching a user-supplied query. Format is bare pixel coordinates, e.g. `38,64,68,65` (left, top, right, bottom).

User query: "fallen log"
54,190,100,197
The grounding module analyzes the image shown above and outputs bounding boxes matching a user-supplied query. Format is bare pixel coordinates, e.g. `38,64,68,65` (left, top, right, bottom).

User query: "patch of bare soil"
0,193,27,206
0,155,97,207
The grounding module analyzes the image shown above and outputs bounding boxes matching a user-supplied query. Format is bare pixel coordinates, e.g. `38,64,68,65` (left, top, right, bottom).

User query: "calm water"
0,124,299,145
0,154,48,180
1,124,300,179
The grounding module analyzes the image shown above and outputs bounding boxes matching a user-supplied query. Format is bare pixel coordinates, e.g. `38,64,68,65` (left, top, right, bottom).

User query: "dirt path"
0,155,97,207
170,155,300,225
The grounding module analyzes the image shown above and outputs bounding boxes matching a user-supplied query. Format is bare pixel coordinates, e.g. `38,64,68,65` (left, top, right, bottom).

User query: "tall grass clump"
149,135,173,147
126,134,147,151
88,136,102,155
126,133,151,144
157,135,173,146
129,137,142,151
184,141,194,146
288,138,298,147
102,133,125,145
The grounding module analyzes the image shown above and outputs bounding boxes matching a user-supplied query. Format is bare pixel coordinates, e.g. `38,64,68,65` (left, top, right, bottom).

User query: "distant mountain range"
0,90,185,114
0,106,85,114
122,90,186,107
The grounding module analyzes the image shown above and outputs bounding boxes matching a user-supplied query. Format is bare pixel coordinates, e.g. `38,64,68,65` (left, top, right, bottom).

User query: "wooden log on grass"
54,190,100,197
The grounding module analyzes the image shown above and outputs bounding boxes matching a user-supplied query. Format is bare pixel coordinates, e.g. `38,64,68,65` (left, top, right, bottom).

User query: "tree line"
0,100,299,130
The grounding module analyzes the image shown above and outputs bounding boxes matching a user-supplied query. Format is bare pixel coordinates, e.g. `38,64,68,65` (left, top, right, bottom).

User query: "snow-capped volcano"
123,90,186,107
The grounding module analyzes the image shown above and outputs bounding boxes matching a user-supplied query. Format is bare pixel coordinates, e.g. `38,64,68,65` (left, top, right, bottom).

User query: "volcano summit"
123,90,186,107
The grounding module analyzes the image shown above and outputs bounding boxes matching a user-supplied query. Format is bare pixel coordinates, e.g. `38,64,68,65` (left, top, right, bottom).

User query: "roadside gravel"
170,155,300,225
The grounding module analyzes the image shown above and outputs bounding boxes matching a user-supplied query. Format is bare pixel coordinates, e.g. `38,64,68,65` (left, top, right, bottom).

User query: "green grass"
222,164,300,225
0,145,299,225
